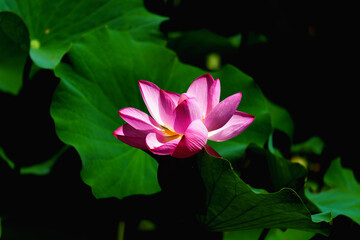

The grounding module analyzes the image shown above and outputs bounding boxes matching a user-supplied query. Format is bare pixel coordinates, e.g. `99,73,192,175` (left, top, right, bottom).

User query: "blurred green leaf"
0,11,29,95
306,158,360,225
193,151,328,235
247,32,268,45
267,100,294,140
0,146,14,169
0,0,166,69
311,211,334,223
19,145,69,175
167,29,241,70
291,136,325,155
0,145,67,175
51,28,274,199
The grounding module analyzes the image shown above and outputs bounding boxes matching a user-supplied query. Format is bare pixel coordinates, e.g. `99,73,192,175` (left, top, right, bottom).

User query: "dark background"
147,0,352,163
0,0,356,239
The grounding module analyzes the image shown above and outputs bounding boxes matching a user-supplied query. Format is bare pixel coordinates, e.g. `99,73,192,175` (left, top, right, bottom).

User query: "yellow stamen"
165,134,182,141
161,125,182,140
162,127,176,136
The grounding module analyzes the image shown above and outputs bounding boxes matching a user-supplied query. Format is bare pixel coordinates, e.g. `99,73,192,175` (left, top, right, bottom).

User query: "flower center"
161,125,182,140
161,125,177,135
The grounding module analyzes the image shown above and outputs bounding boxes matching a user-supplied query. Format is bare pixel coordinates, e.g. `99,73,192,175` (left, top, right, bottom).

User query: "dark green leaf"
0,11,29,94
19,145,69,175
223,229,263,240
266,228,315,240
247,32,268,45
192,151,328,234
0,145,67,175
234,144,320,213
239,144,306,192
153,150,328,235
224,228,316,240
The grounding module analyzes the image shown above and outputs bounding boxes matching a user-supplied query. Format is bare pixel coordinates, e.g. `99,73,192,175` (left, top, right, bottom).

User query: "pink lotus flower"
113,74,255,158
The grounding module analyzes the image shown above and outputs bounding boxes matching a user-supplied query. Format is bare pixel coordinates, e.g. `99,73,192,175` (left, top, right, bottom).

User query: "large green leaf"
0,11,29,95
0,0,166,69
306,158,360,225
51,28,272,199
195,151,328,234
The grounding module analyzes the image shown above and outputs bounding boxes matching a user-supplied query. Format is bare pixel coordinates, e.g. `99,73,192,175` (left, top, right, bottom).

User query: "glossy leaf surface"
0,0,166,69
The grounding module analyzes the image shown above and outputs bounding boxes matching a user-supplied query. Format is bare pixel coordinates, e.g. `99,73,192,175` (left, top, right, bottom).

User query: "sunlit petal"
118,107,162,133
146,132,181,155
138,80,164,125
186,73,215,118
204,92,242,131
208,111,255,142
172,120,208,158
113,124,148,150
159,89,176,128
164,90,180,105
172,97,203,134
206,78,221,116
